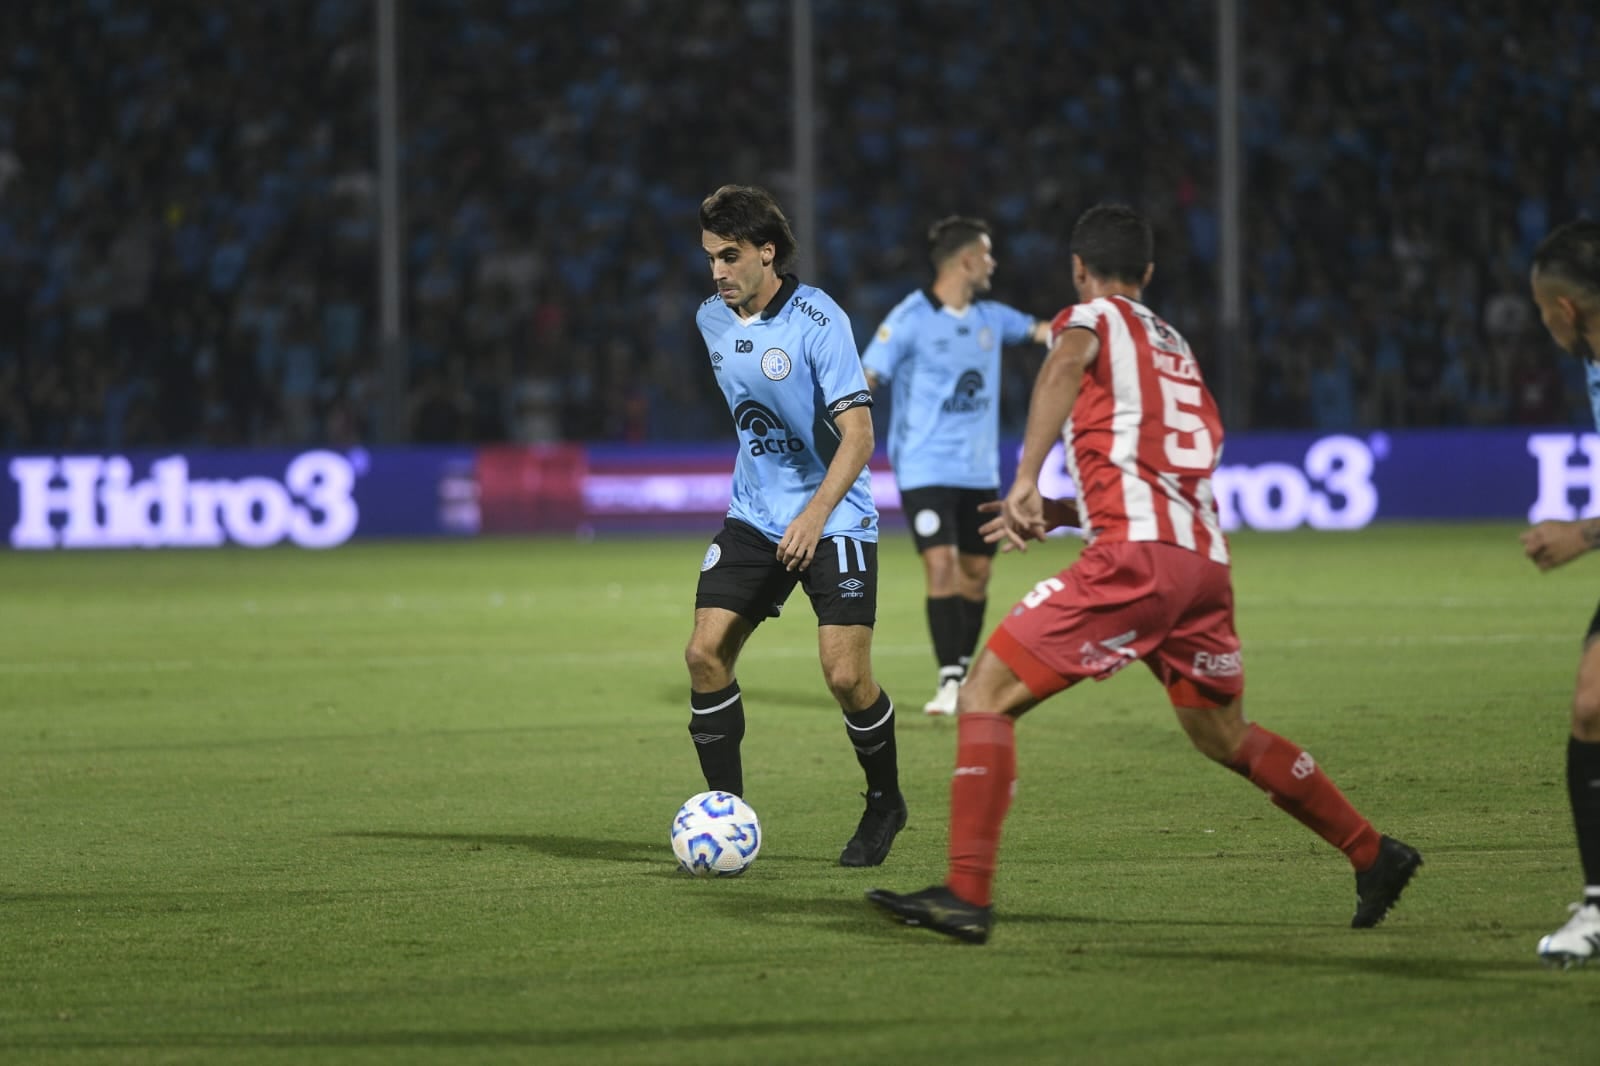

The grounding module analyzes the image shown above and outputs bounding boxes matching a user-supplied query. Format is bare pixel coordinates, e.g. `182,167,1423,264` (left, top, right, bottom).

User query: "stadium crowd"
1,0,1597,450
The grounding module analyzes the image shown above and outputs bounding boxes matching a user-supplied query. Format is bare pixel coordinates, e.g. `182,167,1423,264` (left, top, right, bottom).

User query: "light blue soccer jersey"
1586,360,1600,430
696,275,878,543
861,289,1036,491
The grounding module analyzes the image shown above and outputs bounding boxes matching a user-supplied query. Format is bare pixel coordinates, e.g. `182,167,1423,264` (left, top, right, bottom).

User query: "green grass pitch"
3,523,1599,1065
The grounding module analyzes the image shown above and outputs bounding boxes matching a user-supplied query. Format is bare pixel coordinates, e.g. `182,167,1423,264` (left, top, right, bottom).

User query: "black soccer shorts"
900,486,1000,557
695,518,878,627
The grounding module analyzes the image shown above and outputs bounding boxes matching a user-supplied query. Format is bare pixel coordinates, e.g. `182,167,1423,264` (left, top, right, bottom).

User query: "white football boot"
1536,902,1600,968
922,671,962,716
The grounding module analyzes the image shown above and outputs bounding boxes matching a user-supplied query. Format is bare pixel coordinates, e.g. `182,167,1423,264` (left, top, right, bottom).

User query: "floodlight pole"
375,0,408,442
1218,0,1244,426
791,0,817,277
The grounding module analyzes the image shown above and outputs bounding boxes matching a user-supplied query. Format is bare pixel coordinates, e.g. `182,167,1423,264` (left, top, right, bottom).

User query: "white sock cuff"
690,687,742,715
844,702,895,732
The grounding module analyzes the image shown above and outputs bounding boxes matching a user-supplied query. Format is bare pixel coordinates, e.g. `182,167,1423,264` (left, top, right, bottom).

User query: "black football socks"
958,595,987,668
689,682,745,797
1569,736,1600,905
927,596,966,675
843,688,899,801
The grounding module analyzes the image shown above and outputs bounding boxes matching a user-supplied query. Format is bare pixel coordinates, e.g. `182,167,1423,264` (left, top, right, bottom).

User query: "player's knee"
821,663,872,708
1174,700,1247,763
923,556,958,593
956,656,1034,717
684,639,729,686
1184,726,1238,764
957,556,992,588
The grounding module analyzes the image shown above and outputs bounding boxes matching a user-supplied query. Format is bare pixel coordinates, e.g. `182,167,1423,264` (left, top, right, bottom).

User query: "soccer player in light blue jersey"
862,217,1053,714
685,185,905,867
1520,219,1600,966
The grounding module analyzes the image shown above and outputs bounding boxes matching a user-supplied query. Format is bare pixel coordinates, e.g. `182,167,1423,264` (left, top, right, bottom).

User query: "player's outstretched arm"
1012,328,1098,491
776,404,874,572
978,497,1081,553
1522,518,1600,571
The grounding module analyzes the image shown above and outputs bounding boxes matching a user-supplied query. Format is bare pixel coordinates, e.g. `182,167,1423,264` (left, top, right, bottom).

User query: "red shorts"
987,539,1244,708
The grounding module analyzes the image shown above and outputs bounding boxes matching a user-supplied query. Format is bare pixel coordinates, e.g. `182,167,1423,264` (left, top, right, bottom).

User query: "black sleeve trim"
827,390,874,415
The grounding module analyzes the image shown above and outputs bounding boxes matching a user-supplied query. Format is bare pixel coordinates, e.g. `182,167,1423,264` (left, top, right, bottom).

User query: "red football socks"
947,712,1017,907
1227,723,1382,871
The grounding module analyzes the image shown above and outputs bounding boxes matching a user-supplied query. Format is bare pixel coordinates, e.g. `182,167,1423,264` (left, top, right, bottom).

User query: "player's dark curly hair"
928,215,991,269
1070,203,1153,285
1533,219,1600,300
699,185,798,273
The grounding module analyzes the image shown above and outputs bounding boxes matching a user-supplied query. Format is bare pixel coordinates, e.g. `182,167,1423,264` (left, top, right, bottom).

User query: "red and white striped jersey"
1050,295,1229,564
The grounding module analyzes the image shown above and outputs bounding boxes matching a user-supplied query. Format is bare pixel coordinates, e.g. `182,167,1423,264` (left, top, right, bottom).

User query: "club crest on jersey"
978,327,994,351
761,348,792,381
876,324,892,343
701,543,722,571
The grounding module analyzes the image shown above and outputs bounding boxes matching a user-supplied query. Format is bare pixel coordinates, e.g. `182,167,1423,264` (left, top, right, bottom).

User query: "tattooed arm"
1522,519,1600,572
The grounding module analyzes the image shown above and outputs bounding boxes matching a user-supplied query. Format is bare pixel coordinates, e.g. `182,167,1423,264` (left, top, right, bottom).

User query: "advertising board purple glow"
3,429,1597,549
4,448,477,549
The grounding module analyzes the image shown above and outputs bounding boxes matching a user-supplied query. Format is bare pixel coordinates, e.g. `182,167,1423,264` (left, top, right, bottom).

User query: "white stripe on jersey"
1062,414,1091,535
1195,477,1229,564
1158,472,1197,551
1102,304,1157,541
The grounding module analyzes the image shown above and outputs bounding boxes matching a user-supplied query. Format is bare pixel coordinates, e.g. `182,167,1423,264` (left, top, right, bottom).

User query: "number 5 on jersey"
1159,377,1215,469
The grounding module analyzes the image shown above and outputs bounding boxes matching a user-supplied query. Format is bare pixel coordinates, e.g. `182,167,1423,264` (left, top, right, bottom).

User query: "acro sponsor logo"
733,401,805,457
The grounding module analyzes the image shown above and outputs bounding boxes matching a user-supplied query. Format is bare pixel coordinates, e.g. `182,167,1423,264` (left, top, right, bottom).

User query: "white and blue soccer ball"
671,791,761,877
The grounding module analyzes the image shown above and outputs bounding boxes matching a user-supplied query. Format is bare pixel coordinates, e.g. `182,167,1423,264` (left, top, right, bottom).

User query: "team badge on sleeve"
876,324,892,343
760,348,792,381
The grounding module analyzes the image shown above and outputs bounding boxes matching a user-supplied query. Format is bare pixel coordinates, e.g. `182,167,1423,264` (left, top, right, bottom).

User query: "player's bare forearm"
778,404,873,570
1041,497,1081,530
809,405,873,518
1521,517,1600,572
979,495,1082,553
1014,330,1096,487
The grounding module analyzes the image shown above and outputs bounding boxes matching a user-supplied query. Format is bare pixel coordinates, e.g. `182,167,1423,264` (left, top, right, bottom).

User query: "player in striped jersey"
868,204,1420,942
1520,218,1600,966
862,217,1052,716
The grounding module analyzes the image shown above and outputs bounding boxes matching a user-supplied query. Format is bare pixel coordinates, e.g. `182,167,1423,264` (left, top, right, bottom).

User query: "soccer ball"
671,791,761,877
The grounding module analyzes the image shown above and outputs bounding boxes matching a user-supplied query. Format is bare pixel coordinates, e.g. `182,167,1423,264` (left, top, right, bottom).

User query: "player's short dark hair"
1070,203,1153,285
1533,219,1600,299
927,216,991,269
699,185,798,273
